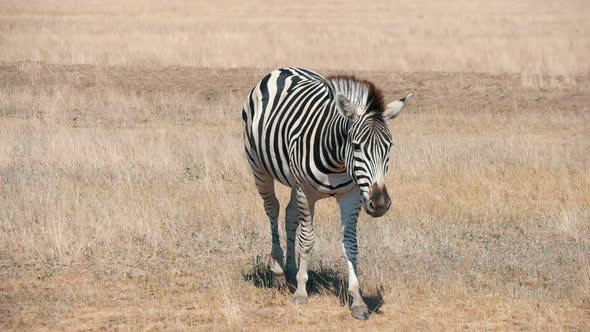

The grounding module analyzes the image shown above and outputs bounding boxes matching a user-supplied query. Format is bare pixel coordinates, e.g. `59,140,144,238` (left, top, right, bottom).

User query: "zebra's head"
336,92,412,217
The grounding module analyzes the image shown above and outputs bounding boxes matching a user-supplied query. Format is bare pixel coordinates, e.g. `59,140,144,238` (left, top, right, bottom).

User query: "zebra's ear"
335,93,360,119
383,93,412,121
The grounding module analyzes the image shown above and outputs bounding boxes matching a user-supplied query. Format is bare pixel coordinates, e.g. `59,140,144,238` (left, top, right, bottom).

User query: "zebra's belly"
291,169,356,198
261,155,355,197
258,153,296,188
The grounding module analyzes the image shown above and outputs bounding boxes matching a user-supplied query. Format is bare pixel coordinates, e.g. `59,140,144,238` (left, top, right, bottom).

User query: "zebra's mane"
325,75,385,113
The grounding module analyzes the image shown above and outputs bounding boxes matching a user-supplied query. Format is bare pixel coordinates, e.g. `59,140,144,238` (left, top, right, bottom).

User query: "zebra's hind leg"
293,188,316,304
337,188,369,320
254,174,286,288
284,188,299,287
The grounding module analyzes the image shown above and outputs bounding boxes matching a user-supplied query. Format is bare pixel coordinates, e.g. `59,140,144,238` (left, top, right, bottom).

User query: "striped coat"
242,67,411,320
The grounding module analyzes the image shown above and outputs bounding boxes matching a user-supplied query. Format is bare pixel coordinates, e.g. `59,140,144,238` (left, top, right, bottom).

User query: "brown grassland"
1,0,590,330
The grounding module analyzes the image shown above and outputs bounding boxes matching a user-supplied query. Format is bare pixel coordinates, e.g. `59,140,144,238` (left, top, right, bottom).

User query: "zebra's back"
242,67,352,193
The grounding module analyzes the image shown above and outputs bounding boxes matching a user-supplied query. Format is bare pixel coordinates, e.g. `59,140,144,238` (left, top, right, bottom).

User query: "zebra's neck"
315,102,350,171
326,76,385,113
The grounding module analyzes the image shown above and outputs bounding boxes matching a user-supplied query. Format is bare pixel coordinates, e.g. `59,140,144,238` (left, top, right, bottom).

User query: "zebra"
241,67,411,320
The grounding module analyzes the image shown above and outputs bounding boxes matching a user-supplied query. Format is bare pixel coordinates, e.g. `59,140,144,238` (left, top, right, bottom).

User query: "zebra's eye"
352,143,361,152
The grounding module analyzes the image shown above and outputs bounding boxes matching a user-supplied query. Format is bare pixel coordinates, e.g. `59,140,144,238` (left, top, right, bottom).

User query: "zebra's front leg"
337,188,369,320
293,188,316,304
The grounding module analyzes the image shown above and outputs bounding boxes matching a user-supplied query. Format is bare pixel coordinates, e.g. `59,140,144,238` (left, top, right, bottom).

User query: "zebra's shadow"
242,256,384,314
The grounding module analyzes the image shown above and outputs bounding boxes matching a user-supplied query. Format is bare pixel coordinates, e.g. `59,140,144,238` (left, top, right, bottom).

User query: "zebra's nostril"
369,201,375,209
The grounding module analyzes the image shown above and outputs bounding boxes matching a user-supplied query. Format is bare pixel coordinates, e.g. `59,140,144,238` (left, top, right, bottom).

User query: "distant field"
1,0,589,74
1,0,589,330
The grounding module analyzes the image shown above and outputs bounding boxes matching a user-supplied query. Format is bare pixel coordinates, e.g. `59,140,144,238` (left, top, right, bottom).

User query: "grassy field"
1,0,589,74
1,0,590,330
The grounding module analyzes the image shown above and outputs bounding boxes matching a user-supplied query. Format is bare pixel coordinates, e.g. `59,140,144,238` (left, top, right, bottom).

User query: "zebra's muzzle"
365,184,391,218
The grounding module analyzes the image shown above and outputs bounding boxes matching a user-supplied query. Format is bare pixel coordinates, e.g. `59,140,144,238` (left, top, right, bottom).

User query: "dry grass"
0,63,589,330
1,0,590,330
1,0,589,75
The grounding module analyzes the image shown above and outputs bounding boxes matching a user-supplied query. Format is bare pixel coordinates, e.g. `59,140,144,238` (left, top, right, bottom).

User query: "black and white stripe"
242,67,411,320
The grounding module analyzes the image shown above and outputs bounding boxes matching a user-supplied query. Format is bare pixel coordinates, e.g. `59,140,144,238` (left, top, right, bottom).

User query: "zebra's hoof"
293,295,308,305
351,306,369,320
